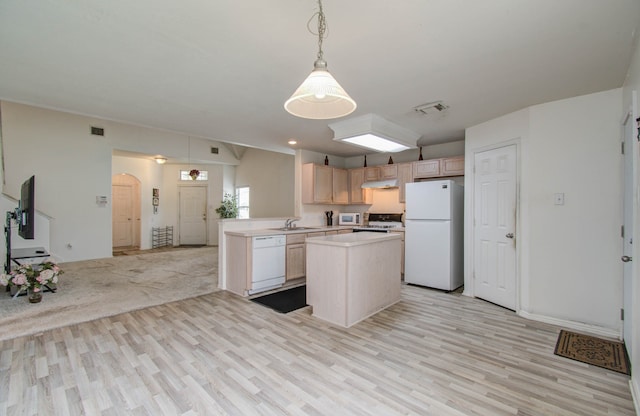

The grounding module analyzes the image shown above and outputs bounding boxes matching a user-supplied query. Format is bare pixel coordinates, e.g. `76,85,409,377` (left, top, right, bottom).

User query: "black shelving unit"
152,226,173,248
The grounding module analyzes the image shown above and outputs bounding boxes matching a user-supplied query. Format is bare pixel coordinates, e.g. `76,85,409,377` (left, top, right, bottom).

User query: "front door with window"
179,186,207,245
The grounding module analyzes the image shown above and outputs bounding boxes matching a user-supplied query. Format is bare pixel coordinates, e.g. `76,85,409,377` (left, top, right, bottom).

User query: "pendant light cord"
307,0,327,62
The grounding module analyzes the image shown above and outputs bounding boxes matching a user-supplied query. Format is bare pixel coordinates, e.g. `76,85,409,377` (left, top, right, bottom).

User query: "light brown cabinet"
379,164,398,179
286,231,328,280
348,168,373,204
390,230,405,275
332,168,349,204
302,163,348,204
286,234,307,281
413,156,464,179
397,163,413,203
413,159,441,178
364,167,380,181
441,156,465,176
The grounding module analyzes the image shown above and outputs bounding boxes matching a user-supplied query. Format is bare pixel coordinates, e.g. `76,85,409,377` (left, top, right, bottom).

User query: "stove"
353,213,404,232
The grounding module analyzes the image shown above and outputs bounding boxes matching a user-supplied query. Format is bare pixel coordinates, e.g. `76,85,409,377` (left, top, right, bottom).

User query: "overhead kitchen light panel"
329,114,420,153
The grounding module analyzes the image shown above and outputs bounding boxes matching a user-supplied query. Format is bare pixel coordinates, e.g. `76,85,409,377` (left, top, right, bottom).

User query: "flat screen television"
18,175,34,240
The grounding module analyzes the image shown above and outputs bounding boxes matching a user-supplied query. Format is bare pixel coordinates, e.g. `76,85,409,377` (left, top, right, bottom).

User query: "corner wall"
465,88,623,335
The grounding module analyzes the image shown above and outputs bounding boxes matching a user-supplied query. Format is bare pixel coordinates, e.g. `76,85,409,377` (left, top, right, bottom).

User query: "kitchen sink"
269,227,318,231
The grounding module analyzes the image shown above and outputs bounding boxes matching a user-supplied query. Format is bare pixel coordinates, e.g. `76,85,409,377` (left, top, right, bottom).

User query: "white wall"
235,148,294,218
0,101,240,261
465,88,623,336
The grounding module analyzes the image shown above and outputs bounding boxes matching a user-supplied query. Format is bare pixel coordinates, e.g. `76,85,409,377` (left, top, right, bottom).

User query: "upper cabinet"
440,156,465,176
332,168,349,204
379,164,398,179
413,159,441,178
413,156,464,179
397,162,413,203
364,167,380,181
348,168,373,204
302,163,349,205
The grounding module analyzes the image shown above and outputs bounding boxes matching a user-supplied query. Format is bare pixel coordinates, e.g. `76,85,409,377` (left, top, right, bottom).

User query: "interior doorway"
112,174,141,249
473,144,518,310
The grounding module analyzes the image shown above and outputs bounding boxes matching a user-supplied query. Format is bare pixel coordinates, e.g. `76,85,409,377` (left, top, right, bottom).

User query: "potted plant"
189,169,200,180
215,193,239,218
0,258,63,303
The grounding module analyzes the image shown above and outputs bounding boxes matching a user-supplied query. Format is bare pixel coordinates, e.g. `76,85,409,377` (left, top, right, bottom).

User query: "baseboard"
518,310,620,340
630,378,640,416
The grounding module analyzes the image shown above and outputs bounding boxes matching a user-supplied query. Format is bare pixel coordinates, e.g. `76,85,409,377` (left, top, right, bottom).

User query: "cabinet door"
302,163,333,204
286,243,306,280
397,163,413,203
441,156,465,176
349,168,366,204
364,167,380,181
413,159,441,178
332,168,349,204
379,164,398,179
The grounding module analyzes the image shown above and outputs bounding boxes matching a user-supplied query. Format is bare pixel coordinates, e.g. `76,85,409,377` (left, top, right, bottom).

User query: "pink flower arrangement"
0,258,63,296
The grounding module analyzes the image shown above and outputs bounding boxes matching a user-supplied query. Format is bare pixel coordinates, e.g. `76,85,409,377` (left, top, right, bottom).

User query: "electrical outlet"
554,193,565,205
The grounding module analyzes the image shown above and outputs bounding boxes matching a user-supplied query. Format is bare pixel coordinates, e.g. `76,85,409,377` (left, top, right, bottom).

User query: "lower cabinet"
286,234,307,280
391,230,405,275
285,231,327,281
285,230,352,280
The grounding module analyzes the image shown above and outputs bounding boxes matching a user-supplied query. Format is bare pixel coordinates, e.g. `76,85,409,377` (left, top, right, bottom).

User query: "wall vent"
413,101,449,116
210,147,219,154
91,126,105,136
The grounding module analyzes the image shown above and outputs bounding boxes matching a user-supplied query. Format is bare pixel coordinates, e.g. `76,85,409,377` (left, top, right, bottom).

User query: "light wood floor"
0,284,634,415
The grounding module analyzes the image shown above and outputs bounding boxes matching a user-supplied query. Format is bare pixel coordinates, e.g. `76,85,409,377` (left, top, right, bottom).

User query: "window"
180,170,208,181
236,186,250,219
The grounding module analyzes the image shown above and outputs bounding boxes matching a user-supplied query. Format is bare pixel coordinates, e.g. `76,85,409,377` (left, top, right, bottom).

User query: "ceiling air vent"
210,147,219,154
413,101,449,116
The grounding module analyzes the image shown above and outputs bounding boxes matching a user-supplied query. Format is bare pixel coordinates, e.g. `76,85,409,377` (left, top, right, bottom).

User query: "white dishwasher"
250,235,286,295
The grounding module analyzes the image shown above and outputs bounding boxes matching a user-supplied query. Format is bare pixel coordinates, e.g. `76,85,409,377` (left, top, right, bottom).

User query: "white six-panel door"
474,145,517,309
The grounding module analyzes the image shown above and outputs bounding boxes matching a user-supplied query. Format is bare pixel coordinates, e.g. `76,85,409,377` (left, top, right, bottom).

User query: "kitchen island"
306,232,402,328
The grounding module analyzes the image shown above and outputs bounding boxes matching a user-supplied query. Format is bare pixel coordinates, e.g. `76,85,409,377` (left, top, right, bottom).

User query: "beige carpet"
0,246,218,341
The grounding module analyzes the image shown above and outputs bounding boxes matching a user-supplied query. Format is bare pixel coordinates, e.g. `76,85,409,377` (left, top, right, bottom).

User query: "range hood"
361,179,399,189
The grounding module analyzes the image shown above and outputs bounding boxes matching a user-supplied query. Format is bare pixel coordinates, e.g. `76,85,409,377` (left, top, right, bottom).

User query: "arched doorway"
112,173,141,249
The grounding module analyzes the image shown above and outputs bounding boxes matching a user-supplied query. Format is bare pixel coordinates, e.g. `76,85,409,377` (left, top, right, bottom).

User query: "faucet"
284,218,298,229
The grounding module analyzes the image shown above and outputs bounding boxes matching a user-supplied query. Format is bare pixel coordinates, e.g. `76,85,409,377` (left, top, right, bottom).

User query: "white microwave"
338,213,361,225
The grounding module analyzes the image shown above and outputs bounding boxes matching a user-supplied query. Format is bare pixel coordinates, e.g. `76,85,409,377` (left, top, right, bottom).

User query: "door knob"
622,255,633,262
505,233,514,239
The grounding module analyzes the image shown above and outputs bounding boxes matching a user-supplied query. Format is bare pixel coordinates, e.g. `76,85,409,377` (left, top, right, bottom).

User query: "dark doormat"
554,330,630,375
251,285,307,313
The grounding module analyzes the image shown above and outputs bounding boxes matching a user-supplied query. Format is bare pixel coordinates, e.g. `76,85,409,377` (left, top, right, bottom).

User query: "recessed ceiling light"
288,139,297,145
154,156,167,164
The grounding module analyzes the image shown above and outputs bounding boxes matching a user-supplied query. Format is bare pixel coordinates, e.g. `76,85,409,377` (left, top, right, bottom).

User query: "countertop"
305,232,401,247
224,225,354,237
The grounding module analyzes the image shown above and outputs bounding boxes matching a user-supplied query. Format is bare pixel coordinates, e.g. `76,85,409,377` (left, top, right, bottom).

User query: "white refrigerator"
404,180,464,291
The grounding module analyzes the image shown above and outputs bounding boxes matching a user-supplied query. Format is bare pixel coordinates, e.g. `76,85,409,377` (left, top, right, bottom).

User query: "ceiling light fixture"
284,0,356,120
154,156,167,164
329,114,420,153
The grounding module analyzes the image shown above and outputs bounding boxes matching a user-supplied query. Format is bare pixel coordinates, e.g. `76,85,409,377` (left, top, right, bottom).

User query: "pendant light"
284,0,356,120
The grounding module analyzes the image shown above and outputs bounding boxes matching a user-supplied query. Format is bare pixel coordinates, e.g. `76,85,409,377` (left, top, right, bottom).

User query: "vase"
28,287,42,303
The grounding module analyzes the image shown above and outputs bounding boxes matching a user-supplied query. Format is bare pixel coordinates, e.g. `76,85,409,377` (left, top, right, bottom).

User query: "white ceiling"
1,1,639,158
